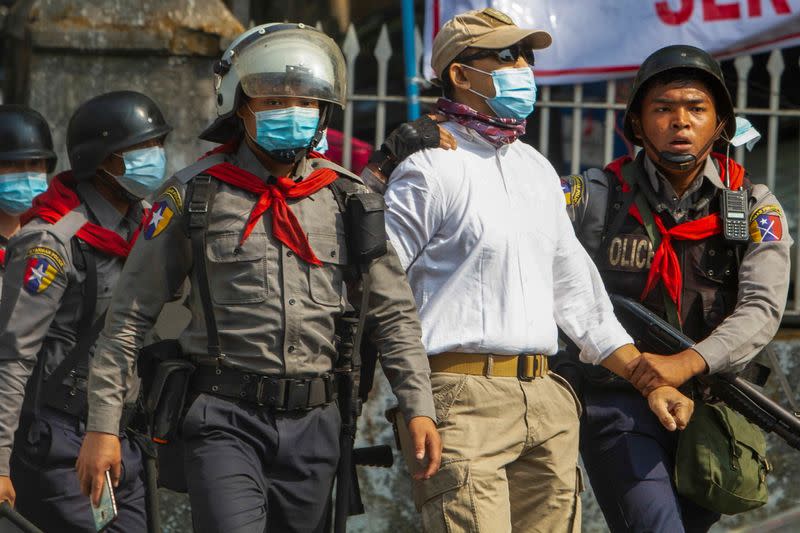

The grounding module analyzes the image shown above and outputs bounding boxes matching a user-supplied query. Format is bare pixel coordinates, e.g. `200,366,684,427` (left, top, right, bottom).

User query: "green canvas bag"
674,401,771,514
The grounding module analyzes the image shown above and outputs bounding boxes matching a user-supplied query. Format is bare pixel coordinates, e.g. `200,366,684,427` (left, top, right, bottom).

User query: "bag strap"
620,161,682,330
40,240,106,404
599,173,638,257
185,174,224,365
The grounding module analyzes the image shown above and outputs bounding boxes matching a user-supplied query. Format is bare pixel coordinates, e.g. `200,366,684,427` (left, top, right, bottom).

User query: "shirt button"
287,251,293,257
330,250,336,258
288,345,296,353
288,298,296,305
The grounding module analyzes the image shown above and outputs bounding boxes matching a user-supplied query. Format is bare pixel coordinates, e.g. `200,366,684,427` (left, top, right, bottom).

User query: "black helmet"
623,45,736,145
0,105,57,172
67,91,172,180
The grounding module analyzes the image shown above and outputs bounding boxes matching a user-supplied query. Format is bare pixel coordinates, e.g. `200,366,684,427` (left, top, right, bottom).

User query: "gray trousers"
182,393,340,533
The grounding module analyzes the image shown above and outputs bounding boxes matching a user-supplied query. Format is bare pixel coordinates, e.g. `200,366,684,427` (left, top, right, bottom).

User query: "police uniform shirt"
565,155,792,373
87,142,435,436
384,121,633,362
0,183,144,476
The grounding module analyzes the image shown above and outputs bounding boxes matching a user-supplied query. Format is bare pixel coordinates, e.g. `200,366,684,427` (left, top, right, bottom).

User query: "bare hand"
0,476,15,507
407,416,442,480
426,114,457,150
76,432,122,506
627,349,708,395
647,386,694,431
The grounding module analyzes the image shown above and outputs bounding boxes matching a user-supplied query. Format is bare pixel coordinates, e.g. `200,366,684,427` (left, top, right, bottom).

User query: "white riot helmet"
200,23,347,149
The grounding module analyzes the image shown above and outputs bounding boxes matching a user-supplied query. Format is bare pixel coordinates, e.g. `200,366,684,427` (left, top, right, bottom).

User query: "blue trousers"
181,393,340,533
579,385,719,533
11,408,147,533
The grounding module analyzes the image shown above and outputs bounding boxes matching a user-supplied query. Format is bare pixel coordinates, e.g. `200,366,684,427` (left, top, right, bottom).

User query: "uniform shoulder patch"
749,204,783,242
23,246,65,295
161,186,183,214
144,200,175,240
561,175,584,206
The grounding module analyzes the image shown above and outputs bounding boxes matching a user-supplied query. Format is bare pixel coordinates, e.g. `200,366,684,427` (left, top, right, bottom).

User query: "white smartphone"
91,470,118,532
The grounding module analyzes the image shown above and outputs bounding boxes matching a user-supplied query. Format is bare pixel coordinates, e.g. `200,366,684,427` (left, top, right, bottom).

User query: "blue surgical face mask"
114,146,167,199
464,65,537,120
250,105,321,154
0,171,48,215
730,117,761,152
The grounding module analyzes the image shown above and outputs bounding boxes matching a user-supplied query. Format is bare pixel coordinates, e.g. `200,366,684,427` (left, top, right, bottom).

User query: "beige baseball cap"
431,8,552,82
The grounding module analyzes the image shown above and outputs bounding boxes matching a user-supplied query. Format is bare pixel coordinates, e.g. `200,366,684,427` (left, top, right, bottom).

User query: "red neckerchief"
20,172,144,258
201,142,338,266
0,248,5,267
606,153,744,314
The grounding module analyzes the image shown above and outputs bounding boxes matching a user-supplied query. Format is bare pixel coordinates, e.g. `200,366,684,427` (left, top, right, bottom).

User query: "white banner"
424,0,800,84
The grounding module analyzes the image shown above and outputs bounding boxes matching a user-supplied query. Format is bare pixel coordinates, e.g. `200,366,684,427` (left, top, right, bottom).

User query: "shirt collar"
76,181,141,235
445,122,510,153
644,155,723,202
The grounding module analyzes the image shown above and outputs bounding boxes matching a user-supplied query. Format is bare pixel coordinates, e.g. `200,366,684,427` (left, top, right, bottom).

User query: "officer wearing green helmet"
558,45,791,531
76,23,440,532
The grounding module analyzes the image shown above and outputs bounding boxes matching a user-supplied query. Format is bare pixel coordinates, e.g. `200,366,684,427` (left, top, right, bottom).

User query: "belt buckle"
517,355,534,381
285,379,311,411
255,375,284,408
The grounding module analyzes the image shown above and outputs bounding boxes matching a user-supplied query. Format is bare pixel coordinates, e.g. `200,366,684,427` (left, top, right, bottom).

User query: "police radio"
721,188,749,242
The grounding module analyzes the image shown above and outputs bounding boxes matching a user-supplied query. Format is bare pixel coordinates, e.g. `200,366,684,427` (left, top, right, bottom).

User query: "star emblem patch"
144,201,174,240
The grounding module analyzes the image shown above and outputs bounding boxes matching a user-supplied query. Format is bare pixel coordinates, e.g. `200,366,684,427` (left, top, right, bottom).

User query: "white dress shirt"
384,122,632,364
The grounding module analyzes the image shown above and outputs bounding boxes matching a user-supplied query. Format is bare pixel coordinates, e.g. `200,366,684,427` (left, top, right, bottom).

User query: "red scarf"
606,153,744,314
20,172,143,258
201,143,338,266
0,248,5,267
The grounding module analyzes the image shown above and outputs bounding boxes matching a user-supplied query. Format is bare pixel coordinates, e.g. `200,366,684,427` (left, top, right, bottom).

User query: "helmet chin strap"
639,120,727,175
97,168,141,203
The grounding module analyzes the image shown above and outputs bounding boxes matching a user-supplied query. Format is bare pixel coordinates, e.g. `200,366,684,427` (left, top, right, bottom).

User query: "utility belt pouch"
346,192,387,264
137,340,195,444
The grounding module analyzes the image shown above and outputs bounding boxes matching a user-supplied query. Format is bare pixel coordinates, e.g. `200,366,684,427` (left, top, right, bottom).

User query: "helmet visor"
232,28,347,108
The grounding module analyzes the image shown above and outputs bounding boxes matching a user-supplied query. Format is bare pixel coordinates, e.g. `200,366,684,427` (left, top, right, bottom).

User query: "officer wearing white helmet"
77,23,440,531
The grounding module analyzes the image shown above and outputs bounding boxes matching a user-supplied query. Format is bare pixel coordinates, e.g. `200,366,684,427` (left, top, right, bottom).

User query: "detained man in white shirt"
380,8,696,533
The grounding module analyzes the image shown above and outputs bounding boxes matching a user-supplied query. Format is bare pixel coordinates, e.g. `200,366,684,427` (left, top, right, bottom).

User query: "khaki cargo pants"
402,371,583,533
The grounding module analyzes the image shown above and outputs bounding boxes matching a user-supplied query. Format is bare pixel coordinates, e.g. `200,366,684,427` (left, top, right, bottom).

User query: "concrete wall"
9,0,244,175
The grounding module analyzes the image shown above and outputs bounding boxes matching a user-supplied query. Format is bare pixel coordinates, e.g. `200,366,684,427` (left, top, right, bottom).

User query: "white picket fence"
338,22,800,321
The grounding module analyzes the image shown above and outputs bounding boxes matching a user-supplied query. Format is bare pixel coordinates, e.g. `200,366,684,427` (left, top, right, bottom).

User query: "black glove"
369,115,441,176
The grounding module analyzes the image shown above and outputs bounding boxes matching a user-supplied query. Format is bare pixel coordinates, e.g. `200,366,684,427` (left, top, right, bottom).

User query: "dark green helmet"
623,45,735,145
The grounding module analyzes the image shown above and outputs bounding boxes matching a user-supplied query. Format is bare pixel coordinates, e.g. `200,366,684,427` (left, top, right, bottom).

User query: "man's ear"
449,63,471,91
631,115,643,140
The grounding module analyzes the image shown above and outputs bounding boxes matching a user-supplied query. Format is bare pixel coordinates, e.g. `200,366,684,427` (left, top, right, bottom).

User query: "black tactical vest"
598,160,748,341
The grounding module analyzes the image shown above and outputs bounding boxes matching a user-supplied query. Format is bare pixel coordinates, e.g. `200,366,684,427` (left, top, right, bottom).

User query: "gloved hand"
369,114,456,177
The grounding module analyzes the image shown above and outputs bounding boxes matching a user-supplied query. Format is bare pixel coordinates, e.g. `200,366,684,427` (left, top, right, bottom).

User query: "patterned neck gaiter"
436,98,526,148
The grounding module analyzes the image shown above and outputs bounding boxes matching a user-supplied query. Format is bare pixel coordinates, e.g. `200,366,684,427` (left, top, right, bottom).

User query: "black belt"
191,366,337,411
40,386,136,434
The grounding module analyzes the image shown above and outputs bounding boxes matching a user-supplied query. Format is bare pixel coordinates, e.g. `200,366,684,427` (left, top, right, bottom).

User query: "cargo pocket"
569,466,584,533
415,460,479,533
431,373,468,425
205,232,267,305
307,232,348,307
550,371,583,418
